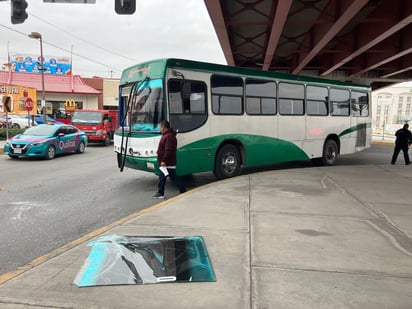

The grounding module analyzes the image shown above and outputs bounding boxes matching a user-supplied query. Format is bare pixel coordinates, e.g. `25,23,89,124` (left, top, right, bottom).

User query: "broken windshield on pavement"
74,235,216,287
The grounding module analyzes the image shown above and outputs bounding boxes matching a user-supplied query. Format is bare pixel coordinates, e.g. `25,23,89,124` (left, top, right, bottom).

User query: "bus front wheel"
321,139,338,166
214,144,241,179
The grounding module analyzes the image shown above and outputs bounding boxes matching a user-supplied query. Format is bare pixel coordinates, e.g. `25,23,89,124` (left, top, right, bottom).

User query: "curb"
371,140,394,146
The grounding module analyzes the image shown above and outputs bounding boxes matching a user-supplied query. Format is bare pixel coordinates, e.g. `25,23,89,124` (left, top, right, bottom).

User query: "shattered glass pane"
74,235,216,287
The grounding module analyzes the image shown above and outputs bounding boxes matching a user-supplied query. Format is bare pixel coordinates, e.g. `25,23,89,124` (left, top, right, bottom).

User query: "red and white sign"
25,97,34,111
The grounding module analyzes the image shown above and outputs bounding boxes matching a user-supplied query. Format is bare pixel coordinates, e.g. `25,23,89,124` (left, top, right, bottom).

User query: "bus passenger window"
168,79,207,132
306,85,328,116
279,82,304,115
330,88,350,116
351,91,369,117
246,79,276,115
168,80,183,113
211,75,243,115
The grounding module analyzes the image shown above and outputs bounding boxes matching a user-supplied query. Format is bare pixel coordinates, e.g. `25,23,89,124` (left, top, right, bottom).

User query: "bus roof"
121,58,371,91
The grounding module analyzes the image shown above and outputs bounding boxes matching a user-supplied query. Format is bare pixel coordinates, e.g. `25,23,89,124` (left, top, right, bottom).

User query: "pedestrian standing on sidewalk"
152,120,186,199
391,123,412,165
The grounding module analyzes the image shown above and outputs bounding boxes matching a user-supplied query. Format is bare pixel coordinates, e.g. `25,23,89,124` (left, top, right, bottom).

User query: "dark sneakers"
151,192,165,199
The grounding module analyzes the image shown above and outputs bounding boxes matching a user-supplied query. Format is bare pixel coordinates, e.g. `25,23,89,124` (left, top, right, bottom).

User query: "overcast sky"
0,0,226,78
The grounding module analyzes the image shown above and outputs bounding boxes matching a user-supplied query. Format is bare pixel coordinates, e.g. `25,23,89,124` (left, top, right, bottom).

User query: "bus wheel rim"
223,153,237,173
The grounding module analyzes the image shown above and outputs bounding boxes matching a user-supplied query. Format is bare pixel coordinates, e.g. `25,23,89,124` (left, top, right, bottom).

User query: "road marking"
13,205,32,221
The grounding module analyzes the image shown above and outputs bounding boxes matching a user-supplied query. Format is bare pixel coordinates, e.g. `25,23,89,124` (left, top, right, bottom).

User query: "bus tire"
214,144,241,179
321,139,338,166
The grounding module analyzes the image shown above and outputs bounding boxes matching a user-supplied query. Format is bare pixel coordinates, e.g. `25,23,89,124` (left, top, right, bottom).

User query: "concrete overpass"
204,0,412,90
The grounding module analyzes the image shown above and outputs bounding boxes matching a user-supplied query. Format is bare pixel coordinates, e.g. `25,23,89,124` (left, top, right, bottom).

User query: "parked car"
0,114,36,128
4,124,87,159
0,116,11,128
24,114,64,125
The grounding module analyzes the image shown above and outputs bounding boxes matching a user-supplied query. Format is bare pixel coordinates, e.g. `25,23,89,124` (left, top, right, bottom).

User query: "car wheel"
45,145,56,160
8,155,19,159
76,141,86,153
13,123,21,129
102,134,111,146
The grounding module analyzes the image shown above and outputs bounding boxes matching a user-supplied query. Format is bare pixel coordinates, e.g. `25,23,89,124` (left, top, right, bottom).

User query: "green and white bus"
114,58,371,179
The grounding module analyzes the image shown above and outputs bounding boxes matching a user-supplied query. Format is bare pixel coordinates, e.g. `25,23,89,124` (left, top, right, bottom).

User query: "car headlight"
31,142,45,146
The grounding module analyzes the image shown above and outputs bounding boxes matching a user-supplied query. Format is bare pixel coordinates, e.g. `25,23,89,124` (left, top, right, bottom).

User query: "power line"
0,23,123,73
29,12,138,63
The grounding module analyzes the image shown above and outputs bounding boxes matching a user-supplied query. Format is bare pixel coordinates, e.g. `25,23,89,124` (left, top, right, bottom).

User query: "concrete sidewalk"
0,163,411,308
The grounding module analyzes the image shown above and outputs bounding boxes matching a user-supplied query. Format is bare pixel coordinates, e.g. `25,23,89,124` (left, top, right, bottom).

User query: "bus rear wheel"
321,139,338,165
214,144,241,179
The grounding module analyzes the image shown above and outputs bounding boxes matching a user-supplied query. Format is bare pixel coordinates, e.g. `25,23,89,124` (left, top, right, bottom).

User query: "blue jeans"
157,168,186,195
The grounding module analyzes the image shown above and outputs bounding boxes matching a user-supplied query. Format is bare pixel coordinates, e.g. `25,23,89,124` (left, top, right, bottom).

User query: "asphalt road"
0,145,190,275
0,143,394,275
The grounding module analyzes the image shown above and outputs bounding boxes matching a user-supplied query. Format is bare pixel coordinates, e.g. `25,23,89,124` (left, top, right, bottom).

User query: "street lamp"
28,31,47,124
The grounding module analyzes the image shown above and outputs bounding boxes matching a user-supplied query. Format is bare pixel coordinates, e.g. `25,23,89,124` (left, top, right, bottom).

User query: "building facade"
372,83,412,135
0,71,119,119
83,77,119,110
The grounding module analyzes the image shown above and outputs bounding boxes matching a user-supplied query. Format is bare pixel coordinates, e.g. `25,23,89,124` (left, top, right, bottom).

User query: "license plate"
147,162,154,169
14,148,22,154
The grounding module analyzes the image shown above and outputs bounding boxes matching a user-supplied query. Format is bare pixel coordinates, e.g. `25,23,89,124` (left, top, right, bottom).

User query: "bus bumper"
118,153,159,175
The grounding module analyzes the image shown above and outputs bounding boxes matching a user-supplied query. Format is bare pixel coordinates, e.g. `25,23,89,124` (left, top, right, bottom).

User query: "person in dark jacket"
391,123,412,165
152,120,186,199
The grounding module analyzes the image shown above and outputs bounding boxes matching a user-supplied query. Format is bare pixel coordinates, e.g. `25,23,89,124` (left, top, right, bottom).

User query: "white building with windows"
372,82,412,135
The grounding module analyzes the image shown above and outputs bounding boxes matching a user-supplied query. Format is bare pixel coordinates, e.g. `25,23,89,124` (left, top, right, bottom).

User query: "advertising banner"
0,84,38,114
10,53,72,75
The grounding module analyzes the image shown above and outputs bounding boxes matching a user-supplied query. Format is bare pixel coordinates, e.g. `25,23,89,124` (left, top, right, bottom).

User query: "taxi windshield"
23,125,57,136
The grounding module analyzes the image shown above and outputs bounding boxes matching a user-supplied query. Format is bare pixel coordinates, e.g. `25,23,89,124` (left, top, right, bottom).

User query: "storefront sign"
0,84,38,114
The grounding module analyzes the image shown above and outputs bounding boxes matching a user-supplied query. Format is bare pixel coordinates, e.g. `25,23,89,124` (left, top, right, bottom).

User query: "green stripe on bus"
176,134,309,176
339,122,371,137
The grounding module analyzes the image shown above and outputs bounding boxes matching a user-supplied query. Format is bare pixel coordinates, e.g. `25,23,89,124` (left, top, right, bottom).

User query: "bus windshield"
127,79,164,132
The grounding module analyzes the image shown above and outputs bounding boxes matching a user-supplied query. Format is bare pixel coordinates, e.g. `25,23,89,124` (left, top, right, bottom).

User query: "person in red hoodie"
152,120,186,199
